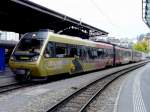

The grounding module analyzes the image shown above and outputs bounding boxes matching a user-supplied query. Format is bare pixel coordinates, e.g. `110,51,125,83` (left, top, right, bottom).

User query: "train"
9,30,142,81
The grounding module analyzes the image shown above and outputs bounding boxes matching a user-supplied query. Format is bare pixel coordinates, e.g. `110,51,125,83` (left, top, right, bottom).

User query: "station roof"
142,0,150,28
0,0,108,38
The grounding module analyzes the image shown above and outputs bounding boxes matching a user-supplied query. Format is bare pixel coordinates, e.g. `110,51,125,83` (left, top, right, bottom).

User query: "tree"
133,38,150,53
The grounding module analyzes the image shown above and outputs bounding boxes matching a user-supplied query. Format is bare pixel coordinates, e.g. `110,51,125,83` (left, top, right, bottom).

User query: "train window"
119,50,122,57
108,49,111,57
44,42,55,58
93,48,98,58
69,46,77,57
129,52,131,57
123,51,125,57
23,31,48,39
55,43,67,58
109,49,113,58
87,48,92,59
115,49,118,57
97,48,104,58
16,38,44,54
124,51,128,57
94,49,97,56
107,49,110,57
82,47,87,58
111,49,114,57
107,49,109,57
103,49,108,57
77,46,83,58
126,51,128,57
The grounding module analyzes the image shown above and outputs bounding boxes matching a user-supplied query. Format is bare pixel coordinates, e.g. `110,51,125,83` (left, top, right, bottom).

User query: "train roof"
48,32,113,49
114,44,131,50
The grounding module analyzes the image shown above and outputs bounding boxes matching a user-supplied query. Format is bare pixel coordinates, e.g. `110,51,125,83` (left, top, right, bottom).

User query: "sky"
30,0,150,39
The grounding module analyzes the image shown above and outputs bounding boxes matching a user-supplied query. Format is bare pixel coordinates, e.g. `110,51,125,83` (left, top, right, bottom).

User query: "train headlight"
31,56,39,61
10,56,15,61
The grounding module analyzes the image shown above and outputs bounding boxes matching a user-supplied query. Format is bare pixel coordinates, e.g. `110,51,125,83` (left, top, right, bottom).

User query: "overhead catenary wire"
89,0,121,30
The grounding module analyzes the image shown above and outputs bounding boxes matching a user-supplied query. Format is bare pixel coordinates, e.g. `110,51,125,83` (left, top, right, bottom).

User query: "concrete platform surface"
116,63,150,112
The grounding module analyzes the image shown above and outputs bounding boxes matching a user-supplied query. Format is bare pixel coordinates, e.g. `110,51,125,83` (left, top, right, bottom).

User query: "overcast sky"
31,0,150,39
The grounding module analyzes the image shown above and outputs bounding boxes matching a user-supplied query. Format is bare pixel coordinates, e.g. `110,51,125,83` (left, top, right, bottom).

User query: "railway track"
47,62,147,112
0,82,34,93
0,78,55,94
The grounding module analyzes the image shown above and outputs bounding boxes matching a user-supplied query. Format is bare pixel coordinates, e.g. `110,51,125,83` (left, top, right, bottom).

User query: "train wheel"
15,71,31,82
23,71,31,82
24,74,31,82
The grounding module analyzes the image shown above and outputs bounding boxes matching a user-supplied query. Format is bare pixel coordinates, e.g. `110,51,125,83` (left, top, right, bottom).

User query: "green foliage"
133,38,150,53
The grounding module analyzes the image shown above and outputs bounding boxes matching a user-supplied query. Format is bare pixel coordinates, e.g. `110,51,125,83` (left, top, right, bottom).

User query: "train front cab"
9,31,49,80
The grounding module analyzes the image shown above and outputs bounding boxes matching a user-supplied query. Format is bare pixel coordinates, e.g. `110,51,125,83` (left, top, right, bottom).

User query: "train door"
68,45,83,74
78,46,88,72
86,47,97,71
43,42,56,76
106,48,114,66
115,47,122,65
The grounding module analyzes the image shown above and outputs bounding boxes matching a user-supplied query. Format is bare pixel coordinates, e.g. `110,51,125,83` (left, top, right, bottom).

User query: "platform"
116,63,150,112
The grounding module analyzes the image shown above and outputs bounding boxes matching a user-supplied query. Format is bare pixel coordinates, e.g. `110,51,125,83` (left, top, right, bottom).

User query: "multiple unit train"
9,30,142,81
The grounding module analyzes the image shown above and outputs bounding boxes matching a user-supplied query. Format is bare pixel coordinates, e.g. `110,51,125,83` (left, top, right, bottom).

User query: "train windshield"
16,31,48,52
16,38,44,53
13,31,48,61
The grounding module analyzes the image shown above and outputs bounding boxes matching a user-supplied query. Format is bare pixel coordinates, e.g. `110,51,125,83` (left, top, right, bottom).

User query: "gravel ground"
86,73,128,112
0,62,146,112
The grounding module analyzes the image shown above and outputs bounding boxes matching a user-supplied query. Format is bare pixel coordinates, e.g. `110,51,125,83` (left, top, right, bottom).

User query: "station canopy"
143,0,150,28
0,0,108,39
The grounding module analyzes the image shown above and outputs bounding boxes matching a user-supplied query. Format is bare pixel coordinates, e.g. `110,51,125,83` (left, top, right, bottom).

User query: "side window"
78,46,83,58
118,49,120,57
126,51,128,57
83,47,87,58
55,43,67,58
123,51,126,57
44,42,54,58
129,51,131,57
87,48,92,59
122,51,124,57
77,46,88,59
93,48,98,58
111,49,114,58
69,46,77,57
103,49,108,57
90,48,97,59
107,49,110,57
108,49,113,58
97,48,103,58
